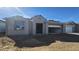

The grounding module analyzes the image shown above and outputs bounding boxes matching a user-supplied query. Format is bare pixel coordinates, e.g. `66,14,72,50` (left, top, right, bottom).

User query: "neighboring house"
0,20,6,33
48,20,62,34
63,22,76,33
76,24,79,33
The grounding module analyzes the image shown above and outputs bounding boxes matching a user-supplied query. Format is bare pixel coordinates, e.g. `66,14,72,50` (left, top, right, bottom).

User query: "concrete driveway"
67,33,79,35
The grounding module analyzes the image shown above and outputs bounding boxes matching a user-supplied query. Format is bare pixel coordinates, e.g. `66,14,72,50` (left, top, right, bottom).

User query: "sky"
0,7,79,22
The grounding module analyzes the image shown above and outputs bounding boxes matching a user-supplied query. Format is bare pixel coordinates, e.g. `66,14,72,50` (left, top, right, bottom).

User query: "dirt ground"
0,33,79,51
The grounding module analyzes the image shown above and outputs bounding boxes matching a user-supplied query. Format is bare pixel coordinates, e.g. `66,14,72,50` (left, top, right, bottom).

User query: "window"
14,21,24,31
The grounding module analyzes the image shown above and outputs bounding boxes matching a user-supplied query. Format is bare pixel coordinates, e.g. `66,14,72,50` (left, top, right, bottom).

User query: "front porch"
48,25,62,34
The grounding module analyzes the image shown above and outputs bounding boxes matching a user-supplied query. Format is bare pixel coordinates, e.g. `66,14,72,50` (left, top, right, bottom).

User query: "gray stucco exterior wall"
6,16,30,35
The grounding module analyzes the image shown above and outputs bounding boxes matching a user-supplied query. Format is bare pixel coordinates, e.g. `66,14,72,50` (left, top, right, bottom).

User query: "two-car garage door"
65,26,75,33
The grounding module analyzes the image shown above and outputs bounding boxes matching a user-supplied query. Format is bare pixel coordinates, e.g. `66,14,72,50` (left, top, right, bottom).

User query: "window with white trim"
14,21,24,31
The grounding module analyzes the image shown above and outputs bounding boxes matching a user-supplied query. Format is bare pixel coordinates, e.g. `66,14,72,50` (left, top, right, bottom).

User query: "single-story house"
1,15,79,35
5,15,48,35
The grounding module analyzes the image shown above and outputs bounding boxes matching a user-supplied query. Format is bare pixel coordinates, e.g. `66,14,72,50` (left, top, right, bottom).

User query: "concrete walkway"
68,33,79,35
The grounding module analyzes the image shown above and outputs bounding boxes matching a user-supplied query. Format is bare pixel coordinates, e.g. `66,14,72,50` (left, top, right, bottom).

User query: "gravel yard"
0,33,79,51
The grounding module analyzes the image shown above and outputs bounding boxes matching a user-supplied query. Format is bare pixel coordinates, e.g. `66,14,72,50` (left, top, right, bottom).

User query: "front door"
36,23,43,34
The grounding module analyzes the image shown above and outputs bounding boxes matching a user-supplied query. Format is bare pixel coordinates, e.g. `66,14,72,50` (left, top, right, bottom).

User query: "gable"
4,15,30,22
31,15,47,23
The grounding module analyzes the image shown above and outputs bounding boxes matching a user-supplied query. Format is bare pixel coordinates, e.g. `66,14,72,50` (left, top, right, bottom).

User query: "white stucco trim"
48,25,61,28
